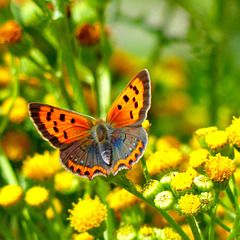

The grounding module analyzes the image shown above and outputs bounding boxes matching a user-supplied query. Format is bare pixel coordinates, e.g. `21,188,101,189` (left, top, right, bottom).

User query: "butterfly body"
29,69,151,180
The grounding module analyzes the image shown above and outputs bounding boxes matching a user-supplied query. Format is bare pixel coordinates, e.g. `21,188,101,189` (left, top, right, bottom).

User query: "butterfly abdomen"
92,121,112,166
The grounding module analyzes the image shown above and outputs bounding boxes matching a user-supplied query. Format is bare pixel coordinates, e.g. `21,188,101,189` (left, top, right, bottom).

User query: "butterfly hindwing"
110,125,148,175
106,69,151,128
60,137,109,180
29,103,93,149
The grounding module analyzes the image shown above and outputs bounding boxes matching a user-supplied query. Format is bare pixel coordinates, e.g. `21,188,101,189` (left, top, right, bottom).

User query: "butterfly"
29,69,151,180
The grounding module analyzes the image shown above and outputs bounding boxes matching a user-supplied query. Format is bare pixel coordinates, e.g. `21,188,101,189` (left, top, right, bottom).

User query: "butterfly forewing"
29,103,93,149
106,69,151,128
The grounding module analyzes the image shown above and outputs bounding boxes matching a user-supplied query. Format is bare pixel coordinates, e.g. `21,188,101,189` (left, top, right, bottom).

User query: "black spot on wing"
60,114,65,121
130,111,133,119
71,118,75,124
123,95,129,103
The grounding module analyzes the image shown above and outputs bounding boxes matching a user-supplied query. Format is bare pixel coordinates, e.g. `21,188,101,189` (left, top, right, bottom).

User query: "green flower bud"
199,192,215,213
193,175,213,193
154,191,174,211
142,179,162,201
116,224,137,240
137,225,157,240
160,172,178,190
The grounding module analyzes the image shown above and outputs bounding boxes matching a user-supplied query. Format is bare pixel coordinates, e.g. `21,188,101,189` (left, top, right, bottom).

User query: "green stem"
51,0,88,114
225,185,235,209
215,218,231,232
0,221,18,240
110,174,190,240
0,55,19,137
140,157,150,182
185,215,204,240
209,190,220,240
0,146,18,185
227,176,240,240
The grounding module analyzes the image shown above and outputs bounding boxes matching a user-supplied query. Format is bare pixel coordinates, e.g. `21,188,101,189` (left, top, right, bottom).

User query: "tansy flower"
178,194,201,216
171,172,194,196
205,154,236,187
107,187,141,212
142,119,151,130
1,131,30,161
137,225,156,240
0,20,22,45
25,186,49,208
0,185,24,212
116,224,136,240
226,116,240,149
54,171,77,193
1,97,28,123
154,191,174,211
142,179,162,201
72,232,94,240
156,136,180,150
0,66,11,87
205,130,232,156
23,151,62,181
75,22,101,46
189,149,209,173
162,227,182,240
195,126,218,148
147,148,182,176
68,195,107,233
46,198,62,219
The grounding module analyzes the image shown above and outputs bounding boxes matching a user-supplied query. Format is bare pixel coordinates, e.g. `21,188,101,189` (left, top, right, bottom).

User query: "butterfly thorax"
92,120,112,166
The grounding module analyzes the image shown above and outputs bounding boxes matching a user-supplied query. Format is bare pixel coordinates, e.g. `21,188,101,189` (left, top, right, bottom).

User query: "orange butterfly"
29,70,151,180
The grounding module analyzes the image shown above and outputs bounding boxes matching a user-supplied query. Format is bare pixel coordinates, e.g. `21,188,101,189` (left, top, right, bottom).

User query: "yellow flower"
226,116,240,148
171,172,194,195
72,232,94,240
142,119,151,130
116,224,136,240
189,149,209,171
23,151,62,181
54,171,75,193
0,185,23,207
107,187,141,211
25,186,49,207
205,154,236,182
137,225,155,239
1,131,30,161
75,22,101,46
46,198,62,219
44,93,59,107
68,195,107,233
162,227,182,240
147,148,182,176
156,136,180,150
1,97,28,123
205,131,228,149
0,20,22,45
0,66,11,87
194,126,218,148
179,194,201,215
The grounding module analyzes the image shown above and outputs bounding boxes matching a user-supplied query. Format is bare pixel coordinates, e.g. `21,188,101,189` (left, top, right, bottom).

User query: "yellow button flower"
205,154,236,183
23,151,62,181
54,171,77,193
147,148,182,176
25,186,49,207
162,227,182,240
142,120,151,130
179,194,201,216
1,131,30,161
0,66,11,87
195,126,218,148
1,97,28,123
46,198,62,220
156,136,180,150
116,224,136,240
72,232,94,240
227,116,240,148
0,20,22,45
189,149,209,173
171,172,194,196
75,22,101,46
137,225,156,239
68,195,107,233
0,185,23,207
107,187,141,212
